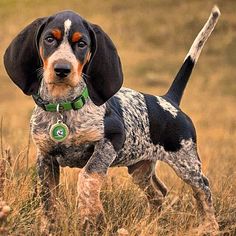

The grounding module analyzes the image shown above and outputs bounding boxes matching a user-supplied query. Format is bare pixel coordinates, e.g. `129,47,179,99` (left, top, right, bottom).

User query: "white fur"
185,5,220,62
156,96,178,118
64,19,72,36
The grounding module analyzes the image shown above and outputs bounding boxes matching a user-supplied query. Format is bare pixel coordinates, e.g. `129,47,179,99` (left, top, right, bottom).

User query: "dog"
4,6,220,233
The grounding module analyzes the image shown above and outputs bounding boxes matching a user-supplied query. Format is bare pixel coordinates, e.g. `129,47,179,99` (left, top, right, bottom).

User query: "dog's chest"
31,103,105,155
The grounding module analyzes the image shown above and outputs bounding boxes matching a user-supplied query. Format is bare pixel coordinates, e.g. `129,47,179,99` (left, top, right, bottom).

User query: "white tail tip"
185,6,221,62
212,5,221,18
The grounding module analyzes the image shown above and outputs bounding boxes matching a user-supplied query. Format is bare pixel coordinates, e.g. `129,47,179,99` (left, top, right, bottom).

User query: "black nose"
54,63,71,78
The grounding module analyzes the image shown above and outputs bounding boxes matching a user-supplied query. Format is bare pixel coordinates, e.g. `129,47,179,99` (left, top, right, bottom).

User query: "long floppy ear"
4,17,47,95
84,23,123,106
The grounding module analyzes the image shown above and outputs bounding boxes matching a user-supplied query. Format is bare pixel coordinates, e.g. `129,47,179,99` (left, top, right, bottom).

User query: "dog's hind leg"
162,139,219,234
128,160,168,212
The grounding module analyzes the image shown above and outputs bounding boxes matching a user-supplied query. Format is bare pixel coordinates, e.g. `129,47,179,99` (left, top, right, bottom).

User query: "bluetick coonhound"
4,6,220,233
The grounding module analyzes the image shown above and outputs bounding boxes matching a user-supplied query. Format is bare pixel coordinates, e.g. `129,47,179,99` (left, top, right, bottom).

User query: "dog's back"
3,6,220,233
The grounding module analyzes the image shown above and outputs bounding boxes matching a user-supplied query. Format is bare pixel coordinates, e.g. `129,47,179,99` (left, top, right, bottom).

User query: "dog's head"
4,11,123,106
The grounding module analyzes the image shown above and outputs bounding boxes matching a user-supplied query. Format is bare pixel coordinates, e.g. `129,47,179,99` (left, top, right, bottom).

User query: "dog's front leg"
37,151,60,233
77,139,116,231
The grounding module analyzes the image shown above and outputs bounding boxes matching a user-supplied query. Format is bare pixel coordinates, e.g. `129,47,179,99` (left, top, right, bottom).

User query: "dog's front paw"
77,169,106,234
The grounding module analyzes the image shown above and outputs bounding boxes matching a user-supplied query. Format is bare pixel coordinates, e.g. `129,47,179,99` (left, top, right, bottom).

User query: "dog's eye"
45,36,56,44
77,41,87,48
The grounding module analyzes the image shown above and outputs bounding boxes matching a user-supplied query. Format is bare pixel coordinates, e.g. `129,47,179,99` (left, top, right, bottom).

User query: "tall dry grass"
0,0,235,235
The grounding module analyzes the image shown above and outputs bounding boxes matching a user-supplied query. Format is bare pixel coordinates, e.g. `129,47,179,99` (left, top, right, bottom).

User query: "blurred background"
0,0,235,235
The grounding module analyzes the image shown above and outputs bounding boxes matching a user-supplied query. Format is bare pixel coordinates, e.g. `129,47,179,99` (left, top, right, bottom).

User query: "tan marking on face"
43,41,82,98
77,62,83,79
72,32,82,43
52,28,62,40
77,168,105,221
87,51,91,62
39,46,48,68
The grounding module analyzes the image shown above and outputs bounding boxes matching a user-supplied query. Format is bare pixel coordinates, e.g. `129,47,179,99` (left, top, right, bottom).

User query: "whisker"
36,67,44,80
81,72,90,79
36,66,43,73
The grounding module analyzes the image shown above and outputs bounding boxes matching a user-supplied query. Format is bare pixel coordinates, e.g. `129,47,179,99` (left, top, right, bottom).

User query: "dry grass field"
0,0,236,235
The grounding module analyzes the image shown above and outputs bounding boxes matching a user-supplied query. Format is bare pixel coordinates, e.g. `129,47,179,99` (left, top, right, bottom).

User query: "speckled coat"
4,7,220,233
30,84,196,168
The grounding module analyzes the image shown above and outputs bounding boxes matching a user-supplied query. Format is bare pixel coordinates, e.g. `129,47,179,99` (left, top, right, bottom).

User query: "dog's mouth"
41,59,85,99
49,79,71,85
46,79,80,88
45,70,81,87
41,80,82,101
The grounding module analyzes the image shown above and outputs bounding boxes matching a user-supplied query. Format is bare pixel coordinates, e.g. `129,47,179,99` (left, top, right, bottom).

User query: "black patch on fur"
4,17,47,95
144,94,196,152
165,56,194,105
202,175,210,187
104,96,125,152
83,24,123,106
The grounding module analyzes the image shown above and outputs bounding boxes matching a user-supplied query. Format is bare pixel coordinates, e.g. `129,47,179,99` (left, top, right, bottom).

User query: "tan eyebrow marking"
51,29,62,40
72,32,82,43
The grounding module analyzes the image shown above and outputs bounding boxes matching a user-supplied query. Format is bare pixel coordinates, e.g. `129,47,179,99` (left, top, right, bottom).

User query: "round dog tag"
50,122,69,142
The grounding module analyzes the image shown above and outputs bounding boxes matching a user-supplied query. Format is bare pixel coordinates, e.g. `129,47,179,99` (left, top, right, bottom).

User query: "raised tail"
165,6,220,105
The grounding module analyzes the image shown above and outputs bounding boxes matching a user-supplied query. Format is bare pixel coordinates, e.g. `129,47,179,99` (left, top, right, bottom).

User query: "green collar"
32,87,89,112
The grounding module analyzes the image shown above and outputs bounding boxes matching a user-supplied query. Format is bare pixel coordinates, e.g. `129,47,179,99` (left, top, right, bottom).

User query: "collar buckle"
57,104,64,112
